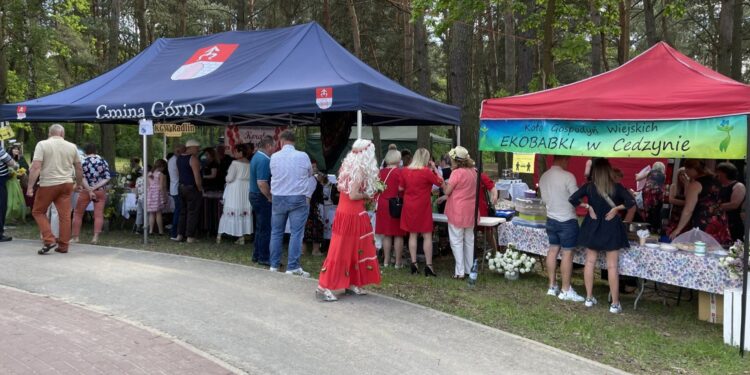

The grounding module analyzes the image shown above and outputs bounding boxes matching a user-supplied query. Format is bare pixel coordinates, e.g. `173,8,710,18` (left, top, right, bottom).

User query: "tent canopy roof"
480,42,750,121
2,22,459,126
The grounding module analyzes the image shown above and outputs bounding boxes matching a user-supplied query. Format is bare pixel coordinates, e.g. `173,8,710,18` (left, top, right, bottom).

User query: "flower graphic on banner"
717,119,734,152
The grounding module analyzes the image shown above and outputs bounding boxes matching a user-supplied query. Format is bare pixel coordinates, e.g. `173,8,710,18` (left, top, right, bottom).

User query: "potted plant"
486,243,536,281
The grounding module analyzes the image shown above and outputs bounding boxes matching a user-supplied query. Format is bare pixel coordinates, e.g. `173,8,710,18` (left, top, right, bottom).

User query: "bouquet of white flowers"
719,240,747,280
485,243,536,280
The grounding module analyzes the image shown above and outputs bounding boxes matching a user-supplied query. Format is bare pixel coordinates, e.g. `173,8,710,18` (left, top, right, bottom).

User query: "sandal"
316,287,338,302
346,286,367,295
38,243,57,255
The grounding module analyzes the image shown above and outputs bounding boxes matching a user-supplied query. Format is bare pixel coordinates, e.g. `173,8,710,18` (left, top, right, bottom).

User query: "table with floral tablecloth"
498,222,741,295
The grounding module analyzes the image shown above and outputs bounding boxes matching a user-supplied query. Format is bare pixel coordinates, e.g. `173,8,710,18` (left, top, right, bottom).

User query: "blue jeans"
250,192,271,263
170,194,181,238
270,195,309,270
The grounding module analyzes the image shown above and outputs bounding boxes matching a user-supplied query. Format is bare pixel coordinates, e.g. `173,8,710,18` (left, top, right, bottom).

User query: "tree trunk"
346,0,362,58
660,0,671,45
485,4,499,95
178,0,187,36
414,14,431,150
322,0,331,30
237,0,246,30
402,0,414,89
644,0,659,46
74,123,84,145
22,1,44,142
0,4,7,105
730,0,743,80
449,21,476,155
504,3,516,94
541,0,557,88
589,0,602,75
717,0,734,76
248,0,256,29
517,0,536,92
617,0,631,65
101,0,120,168
135,0,148,50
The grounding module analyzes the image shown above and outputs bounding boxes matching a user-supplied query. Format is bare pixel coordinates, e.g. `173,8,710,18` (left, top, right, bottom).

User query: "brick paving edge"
0,284,248,375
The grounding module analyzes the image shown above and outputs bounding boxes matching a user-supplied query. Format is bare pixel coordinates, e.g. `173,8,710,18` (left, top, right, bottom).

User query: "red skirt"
375,197,405,236
319,195,381,290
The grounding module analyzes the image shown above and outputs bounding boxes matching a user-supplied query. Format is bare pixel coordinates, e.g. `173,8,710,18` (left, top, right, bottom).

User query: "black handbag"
388,197,403,218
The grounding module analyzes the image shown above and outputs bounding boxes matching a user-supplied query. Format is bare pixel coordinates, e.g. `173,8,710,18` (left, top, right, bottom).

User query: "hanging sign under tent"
480,115,747,160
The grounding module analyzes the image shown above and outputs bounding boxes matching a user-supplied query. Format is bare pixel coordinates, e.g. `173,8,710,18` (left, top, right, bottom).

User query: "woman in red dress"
376,149,406,269
316,140,382,302
400,148,444,277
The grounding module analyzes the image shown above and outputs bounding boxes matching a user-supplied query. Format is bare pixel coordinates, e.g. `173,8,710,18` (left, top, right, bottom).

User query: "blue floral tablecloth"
498,222,741,294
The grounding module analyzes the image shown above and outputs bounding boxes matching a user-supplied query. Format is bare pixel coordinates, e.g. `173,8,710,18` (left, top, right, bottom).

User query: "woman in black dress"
569,158,635,314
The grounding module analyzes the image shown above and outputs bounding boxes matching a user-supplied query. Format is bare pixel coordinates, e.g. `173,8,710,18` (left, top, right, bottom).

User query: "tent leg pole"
473,150,482,258
741,115,749,356
456,125,461,147
163,134,167,160
143,133,148,245
357,110,362,139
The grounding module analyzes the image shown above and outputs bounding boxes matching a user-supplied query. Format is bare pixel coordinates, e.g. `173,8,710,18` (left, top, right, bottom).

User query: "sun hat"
185,139,201,148
448,146,470,161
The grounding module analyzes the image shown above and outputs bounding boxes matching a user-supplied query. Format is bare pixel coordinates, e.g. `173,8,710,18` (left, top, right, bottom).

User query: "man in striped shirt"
0,145,19,242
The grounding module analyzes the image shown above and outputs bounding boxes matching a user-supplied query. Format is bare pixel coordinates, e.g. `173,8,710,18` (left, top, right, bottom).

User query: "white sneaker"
558,288,586,302
609,303,623,314
584,297,598,308
546,285,560,296
269,267,279,272
285,268,310,278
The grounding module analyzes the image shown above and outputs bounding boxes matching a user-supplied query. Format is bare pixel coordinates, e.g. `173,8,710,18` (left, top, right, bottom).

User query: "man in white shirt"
539,155,584,302
168,144,185,239
27,124,84,254
269,130,316,277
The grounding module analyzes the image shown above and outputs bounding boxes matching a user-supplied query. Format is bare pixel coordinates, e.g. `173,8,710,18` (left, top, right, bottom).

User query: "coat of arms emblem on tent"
171,43,239,81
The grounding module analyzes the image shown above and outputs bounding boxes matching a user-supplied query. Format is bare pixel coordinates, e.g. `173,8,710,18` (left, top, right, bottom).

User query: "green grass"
7,221,750,375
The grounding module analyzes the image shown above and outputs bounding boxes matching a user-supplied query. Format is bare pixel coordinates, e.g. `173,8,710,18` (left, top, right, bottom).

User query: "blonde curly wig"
337,139,380,198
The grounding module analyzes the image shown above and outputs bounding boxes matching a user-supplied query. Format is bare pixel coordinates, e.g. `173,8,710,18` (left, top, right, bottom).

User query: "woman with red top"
376,149,406,269
400,148,445,277
316,139,382,302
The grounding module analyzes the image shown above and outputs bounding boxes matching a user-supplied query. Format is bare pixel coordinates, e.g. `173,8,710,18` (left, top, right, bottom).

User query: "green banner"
479,115,747,159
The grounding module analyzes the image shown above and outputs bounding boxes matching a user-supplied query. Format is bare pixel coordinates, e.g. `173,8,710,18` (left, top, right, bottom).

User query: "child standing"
147,159,168,235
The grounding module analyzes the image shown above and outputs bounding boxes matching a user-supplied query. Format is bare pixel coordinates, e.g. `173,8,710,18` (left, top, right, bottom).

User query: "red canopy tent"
479,42,750,355
481,42,750,121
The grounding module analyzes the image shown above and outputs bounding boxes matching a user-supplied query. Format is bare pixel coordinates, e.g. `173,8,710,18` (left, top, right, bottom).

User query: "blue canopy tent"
1,22,460,245
0,22,459,130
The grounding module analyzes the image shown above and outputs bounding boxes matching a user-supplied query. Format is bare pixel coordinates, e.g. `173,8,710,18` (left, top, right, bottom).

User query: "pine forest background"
0,0,748,171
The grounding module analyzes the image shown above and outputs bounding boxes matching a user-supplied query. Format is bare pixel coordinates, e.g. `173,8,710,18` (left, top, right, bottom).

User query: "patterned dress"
691,175,731,246
640,170,665,232
146,171,167,213
304,182,325,244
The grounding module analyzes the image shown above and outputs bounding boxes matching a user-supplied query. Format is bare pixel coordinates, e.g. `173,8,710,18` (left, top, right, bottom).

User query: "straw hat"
448,146,470,161
185,139,201,148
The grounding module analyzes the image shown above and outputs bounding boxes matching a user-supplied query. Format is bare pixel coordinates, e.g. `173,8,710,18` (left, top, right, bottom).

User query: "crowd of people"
540,156,744,314
5,124,743,308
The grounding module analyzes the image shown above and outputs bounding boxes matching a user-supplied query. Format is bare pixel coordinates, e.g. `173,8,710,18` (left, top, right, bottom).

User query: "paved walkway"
0,240,628,375
0,286,234,374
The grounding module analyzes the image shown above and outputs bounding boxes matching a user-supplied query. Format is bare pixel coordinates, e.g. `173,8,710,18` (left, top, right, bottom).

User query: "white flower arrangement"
485,243,536,278
719,240,747,280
